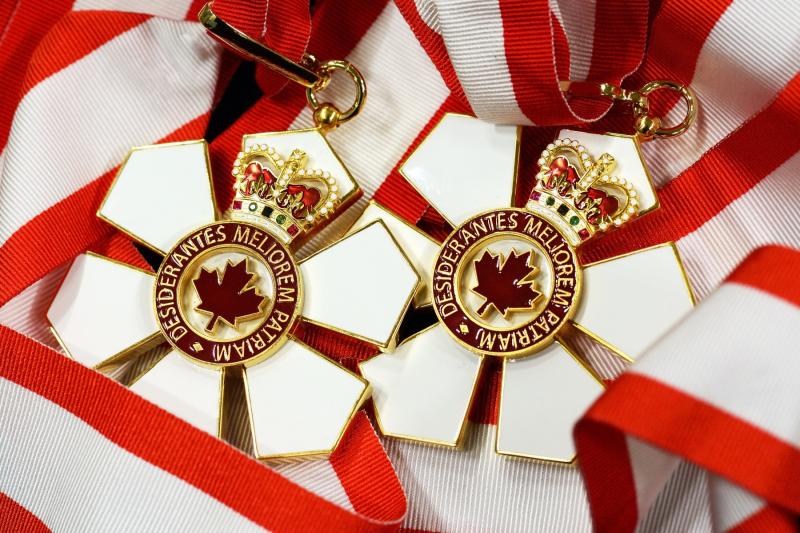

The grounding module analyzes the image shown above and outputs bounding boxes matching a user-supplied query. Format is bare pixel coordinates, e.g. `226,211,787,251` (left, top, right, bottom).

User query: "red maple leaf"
193,259,266,332
471,250,541,318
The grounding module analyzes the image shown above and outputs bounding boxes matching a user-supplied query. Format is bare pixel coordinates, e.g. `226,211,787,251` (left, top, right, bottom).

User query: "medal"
46,7,420,459
355,82,698,462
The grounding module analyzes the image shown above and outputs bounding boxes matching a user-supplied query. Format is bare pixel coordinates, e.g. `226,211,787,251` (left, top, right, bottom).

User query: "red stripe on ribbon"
20,12,151,98
573,417,638,533
331,413,407,522
498,0,647,125
581,72,800,264
0,492,50,533
567,0,647,120
0,0,74,151
89,232,152,272
393,0,472,113
0,113,210,307
0,325,404,531
498,0,573,125
576,372,800,522
726,245,800,308
633,0,731,118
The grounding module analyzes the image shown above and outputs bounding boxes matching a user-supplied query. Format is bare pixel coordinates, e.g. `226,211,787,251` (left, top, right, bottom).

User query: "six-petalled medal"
354,114,695,462
47,131,420,459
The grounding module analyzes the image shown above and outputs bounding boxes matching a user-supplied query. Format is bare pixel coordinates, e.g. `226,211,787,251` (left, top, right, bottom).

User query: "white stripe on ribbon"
272,460,354,511
0,18,220,246
0,377,263,532
434,0,531,124
551,0,596,81
710,475,765,531
0,263,66,349
414,0,441,33
634,283,800,448
678,150,800,297
385,423,593,532
627,435,681,518
73,0,196,19
643,0,800,187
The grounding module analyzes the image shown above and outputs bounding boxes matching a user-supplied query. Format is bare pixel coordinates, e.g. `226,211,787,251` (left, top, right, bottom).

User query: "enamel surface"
47,254,160,367
98,141,217,254
497,342,603,461
243,129,358,205
245,339,367,458
558,129,658,215
130,350,222,436
400,114,519,226
573,244,694,360
347,202,440,307
360,324,483,445
300,221,419,347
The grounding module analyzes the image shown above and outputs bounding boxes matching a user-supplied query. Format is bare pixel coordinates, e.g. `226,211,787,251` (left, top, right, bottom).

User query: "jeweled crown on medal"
229,143,340,243
527,137,640,242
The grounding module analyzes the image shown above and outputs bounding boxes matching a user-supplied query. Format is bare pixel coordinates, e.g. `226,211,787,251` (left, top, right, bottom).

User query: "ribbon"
395,0,650,125
207,0,312,95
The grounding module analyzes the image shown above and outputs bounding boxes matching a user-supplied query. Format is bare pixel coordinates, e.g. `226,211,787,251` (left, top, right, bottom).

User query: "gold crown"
526,137,640,242
229,143,340,243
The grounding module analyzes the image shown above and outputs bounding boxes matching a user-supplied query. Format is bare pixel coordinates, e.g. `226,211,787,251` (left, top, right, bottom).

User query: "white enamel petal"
300,221,419,347
98,141,216,254
47,253,160,368
130,350,222,436
347,201,440,307
559,129,658,214
243,129,358,206
245,339,367,458
497,342,603,461
401,114,519,226
360,324,483,446
573,243,694,360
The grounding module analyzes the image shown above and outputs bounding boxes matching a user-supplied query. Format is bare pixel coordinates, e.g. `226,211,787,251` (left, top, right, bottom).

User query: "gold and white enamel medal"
354,82,698,462
47,15,421,459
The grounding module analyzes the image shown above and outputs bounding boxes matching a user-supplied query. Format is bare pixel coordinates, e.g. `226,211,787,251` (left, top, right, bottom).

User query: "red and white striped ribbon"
207,0,312,94
371,0,800,530
394,0,649,125
576,245,800,532
2,0,800,530
0,1,408,529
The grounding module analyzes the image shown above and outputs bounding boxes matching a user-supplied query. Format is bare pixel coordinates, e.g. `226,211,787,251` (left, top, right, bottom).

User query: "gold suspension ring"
561,79,697,139
599,79,697,139
198,3,366,129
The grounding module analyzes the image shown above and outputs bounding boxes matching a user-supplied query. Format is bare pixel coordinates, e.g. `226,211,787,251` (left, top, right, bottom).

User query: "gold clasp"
199,3,366,130
599,80,697,139
560,79,697,139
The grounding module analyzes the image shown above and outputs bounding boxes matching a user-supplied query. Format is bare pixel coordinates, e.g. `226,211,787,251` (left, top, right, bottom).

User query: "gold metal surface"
599,80,697,139
306,60,367,128
198,3,319,88
199,3,366,128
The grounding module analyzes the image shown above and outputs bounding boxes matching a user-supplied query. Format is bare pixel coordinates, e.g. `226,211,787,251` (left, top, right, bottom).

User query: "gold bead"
314,103,341,130
635,115,661,138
